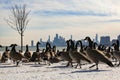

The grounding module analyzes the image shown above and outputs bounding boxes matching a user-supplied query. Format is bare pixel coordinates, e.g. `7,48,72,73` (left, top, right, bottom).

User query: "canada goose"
55,40,73,67
9,44,24,66
24,45,31,61
112,41,120,66
68,39,91,68
86,47,114,69
30,42,41,64
40,49,48,62
57,51,73,67
84,37,114,69
93,42,112,59
112,40,119,51
44,43,60,65
52,45,56,53
44,42,54,59
1,46,10,63
45,42,51,52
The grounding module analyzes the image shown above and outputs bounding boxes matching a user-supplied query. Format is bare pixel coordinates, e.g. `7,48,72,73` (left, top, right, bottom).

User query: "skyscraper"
70,35,73,40
53,34,66,46
100,36,110,46
95,34,99,44
31,40,34,46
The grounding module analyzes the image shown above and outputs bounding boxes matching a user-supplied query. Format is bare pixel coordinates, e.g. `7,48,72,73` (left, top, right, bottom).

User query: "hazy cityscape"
30,33,120,47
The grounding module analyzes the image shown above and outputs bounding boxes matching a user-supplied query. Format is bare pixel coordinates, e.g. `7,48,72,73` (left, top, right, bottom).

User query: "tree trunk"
21,32,23,52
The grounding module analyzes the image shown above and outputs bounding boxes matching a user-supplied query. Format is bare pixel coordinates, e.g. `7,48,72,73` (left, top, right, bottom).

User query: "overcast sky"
0,0,120,46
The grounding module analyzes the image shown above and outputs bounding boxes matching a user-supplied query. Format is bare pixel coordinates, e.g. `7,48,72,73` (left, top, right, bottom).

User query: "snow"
0,61,120,80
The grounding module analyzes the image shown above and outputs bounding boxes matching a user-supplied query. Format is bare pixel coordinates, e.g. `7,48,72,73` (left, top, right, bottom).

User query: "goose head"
9,44,17,52
26,44,28,47
36,41,40,45
84,36,91,41
26,44,29,52
0,45,2,48
9,44,17,47
5,46,10,51
111,43,116,47
93,42,98,49
66,40,70,46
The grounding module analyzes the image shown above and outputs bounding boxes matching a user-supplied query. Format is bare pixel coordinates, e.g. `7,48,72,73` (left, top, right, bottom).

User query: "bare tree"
5,4,30,52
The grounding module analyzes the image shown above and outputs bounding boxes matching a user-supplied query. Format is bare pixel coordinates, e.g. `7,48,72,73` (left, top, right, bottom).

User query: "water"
0,46,66,54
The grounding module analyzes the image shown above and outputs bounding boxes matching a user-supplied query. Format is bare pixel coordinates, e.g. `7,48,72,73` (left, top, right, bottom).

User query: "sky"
0,0,120,46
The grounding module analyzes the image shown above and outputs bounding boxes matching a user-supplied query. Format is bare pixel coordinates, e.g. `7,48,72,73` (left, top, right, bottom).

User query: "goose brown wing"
92,50,114,67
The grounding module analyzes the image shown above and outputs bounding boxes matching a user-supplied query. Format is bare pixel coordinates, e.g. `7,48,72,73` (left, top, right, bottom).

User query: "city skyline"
0,0,120,46
30,33,120,47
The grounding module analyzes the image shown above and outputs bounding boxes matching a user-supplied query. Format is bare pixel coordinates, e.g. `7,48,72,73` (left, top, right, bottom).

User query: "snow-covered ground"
0,61,119,80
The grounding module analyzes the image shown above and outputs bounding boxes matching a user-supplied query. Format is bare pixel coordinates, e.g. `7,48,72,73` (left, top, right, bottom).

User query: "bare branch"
6,3,30,52
5,19,17,31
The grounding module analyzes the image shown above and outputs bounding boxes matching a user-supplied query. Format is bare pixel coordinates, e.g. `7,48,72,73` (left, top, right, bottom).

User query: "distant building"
70,35,73,40
95,34,99,44
31,40,34,46
53,34,66,46
100,36,110,46
39,34,66,47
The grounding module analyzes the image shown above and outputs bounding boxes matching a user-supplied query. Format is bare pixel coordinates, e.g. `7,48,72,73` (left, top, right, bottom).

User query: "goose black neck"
26,45,29,52
93,42,97,49
79,41,83,51
75,40,83,51
107,47,111,52
86,37,93,49
36,43,39,52
5,46,8,51
88,40,93,49
11,46,16,52
114,44,119,51
75,41,79,50
116,40,119,51
66,41,69,51
69,40,75,51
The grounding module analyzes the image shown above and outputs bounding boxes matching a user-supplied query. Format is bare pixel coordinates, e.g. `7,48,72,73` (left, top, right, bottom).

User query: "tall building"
31,40,34,46
95,34,99,44
100,36,110,46
70,35,73,40
53,34,66,46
